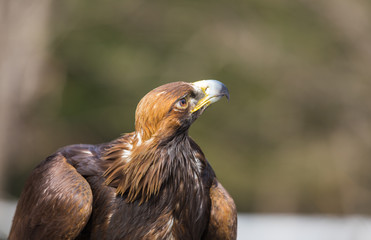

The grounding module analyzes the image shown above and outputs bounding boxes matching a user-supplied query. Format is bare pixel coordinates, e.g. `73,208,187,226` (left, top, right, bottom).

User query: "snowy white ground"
237,214,371,240
2,199,371,240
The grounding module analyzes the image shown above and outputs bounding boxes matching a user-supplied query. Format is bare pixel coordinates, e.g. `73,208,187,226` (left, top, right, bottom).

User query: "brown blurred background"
1,0,371,215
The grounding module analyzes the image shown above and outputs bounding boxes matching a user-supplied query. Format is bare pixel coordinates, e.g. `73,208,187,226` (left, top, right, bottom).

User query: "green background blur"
1,0,371,214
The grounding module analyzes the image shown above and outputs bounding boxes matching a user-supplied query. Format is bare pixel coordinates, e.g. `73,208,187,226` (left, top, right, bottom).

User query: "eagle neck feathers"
103,132,207,204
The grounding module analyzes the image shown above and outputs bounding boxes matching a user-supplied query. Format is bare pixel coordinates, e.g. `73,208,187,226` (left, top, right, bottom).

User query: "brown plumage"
9,80,237,240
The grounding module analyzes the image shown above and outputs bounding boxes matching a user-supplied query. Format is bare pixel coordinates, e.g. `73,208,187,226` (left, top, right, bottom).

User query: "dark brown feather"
9,153,93,240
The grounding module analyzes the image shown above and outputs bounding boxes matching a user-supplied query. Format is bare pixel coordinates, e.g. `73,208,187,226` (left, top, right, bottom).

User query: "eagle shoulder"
9,152,93,240
204,179,237,240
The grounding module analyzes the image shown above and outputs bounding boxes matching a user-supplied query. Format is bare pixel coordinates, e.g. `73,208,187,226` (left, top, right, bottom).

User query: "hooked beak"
191,79,230,113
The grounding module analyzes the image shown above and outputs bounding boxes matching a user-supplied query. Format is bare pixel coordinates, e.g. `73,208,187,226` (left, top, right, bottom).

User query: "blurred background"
1,0,371,238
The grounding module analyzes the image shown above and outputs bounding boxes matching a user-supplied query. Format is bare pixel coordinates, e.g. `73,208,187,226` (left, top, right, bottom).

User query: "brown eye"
176,98,188,109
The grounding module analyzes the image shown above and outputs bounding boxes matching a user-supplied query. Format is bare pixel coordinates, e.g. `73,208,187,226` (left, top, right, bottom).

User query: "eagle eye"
175,98,188,110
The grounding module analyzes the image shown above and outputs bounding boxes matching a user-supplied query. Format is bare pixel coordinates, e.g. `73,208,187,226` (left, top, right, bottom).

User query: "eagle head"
135,80,230,142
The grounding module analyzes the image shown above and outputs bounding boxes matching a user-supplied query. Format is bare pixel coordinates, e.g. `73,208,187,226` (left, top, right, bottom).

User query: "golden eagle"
9,80,237,240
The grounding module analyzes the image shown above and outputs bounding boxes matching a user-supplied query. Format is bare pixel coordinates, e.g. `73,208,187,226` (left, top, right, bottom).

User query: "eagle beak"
191,79,230,113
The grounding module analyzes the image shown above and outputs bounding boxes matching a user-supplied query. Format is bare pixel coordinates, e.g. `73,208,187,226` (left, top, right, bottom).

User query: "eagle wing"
204,179,237,240
9,153,93,240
